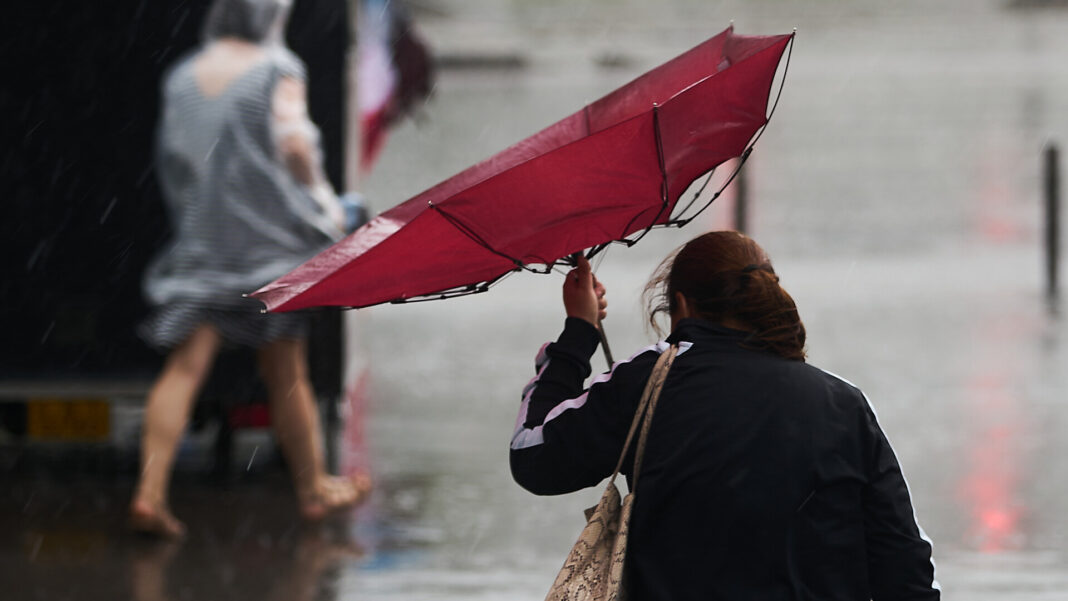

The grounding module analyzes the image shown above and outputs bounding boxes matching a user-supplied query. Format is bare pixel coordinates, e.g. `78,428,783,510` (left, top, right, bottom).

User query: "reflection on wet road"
1,470,359,601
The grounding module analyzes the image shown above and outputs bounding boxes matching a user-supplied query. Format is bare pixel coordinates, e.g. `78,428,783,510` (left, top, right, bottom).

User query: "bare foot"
299,473,372,521
129,499,187,540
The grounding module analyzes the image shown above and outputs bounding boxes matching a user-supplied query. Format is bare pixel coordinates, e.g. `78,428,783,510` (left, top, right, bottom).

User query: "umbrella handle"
569,252,615,369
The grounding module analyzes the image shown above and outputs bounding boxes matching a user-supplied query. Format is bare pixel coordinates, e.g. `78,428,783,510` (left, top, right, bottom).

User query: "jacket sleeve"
861,403,941,600
509,317,653,495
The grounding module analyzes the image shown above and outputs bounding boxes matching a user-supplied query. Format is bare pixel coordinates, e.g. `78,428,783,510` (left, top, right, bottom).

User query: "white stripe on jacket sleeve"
510,340,691,451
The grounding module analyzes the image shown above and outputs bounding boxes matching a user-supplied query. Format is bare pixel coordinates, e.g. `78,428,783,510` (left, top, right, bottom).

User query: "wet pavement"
6,0,1068,599
3,471,357,601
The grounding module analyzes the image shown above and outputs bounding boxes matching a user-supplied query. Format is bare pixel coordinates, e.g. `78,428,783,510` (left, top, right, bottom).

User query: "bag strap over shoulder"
609,344,678,485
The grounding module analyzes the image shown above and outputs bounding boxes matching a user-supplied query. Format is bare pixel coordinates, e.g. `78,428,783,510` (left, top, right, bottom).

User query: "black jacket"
511,317,939,601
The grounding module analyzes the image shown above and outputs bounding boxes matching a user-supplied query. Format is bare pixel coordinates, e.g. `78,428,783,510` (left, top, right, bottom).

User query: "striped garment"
140,45,340,350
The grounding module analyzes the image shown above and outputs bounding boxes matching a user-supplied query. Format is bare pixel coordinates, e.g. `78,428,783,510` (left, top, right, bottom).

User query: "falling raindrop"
100,196,118,225
137,163,154,187
39,321,55,345
170,8,189,38
53,499,70,520
204,137,220,162
29,536,43,562
25,120,44,138
26,240,47,271
247,445,259,471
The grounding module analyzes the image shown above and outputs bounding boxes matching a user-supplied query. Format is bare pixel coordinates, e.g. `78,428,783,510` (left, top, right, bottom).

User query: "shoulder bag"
545,344,679,601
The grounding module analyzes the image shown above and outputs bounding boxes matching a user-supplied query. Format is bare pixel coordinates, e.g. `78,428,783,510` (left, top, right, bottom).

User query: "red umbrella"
252,26,794,312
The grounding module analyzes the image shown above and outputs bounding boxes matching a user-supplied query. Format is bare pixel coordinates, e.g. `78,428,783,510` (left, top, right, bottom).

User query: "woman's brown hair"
643,231,806,361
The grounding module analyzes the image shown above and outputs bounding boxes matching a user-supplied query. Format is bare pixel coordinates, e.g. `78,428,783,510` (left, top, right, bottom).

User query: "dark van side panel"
1,0,349,454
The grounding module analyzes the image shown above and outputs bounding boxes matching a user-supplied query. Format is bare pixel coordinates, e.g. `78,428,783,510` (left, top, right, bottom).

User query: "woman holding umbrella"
129,0,369,538
511,231,939,599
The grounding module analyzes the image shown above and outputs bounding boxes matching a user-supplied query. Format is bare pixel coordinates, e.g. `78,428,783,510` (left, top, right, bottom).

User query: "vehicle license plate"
26,399,110,441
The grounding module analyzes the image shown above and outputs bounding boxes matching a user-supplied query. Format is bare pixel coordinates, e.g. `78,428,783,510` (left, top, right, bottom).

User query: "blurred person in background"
511,232,939,600
130,0,369,539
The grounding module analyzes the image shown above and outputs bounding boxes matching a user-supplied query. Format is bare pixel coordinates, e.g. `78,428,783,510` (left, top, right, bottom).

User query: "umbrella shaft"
596,321,615,368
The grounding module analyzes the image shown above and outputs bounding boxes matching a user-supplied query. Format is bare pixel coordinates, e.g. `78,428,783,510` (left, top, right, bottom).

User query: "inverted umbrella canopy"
253,26,794,312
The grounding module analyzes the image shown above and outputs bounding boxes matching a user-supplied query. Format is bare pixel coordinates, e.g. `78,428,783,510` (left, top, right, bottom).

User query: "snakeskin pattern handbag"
545,344,679,601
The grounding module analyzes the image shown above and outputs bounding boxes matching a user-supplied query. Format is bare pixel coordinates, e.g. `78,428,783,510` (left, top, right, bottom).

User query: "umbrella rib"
428,201,553,274
654,103,670,210
584,242,612,262
673,169,716,218
718,31,796,169
668,32,796,228
388,271,513,305
756,32,795,149
613,103,673,248
670,148,752,228
422,33,796,276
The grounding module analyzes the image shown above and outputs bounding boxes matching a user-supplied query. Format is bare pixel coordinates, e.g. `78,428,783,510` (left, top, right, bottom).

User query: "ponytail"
644,231,806,361
733,267,806,361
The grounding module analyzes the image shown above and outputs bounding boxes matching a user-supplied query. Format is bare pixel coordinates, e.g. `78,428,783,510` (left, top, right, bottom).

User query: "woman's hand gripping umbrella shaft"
564,254,614,367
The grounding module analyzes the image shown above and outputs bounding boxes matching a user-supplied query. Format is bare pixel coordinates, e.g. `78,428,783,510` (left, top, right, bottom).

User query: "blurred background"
4,0,1068,599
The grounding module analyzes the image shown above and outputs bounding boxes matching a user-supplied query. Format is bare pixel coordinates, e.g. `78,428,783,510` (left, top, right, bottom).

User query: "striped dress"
140,47,342,350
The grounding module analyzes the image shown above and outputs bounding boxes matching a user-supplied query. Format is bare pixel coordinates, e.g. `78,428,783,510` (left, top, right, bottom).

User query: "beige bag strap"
608,344,678,485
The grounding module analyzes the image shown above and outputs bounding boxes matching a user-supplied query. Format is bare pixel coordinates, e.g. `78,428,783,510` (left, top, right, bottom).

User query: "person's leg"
130,324,222,537
258,337,370,518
